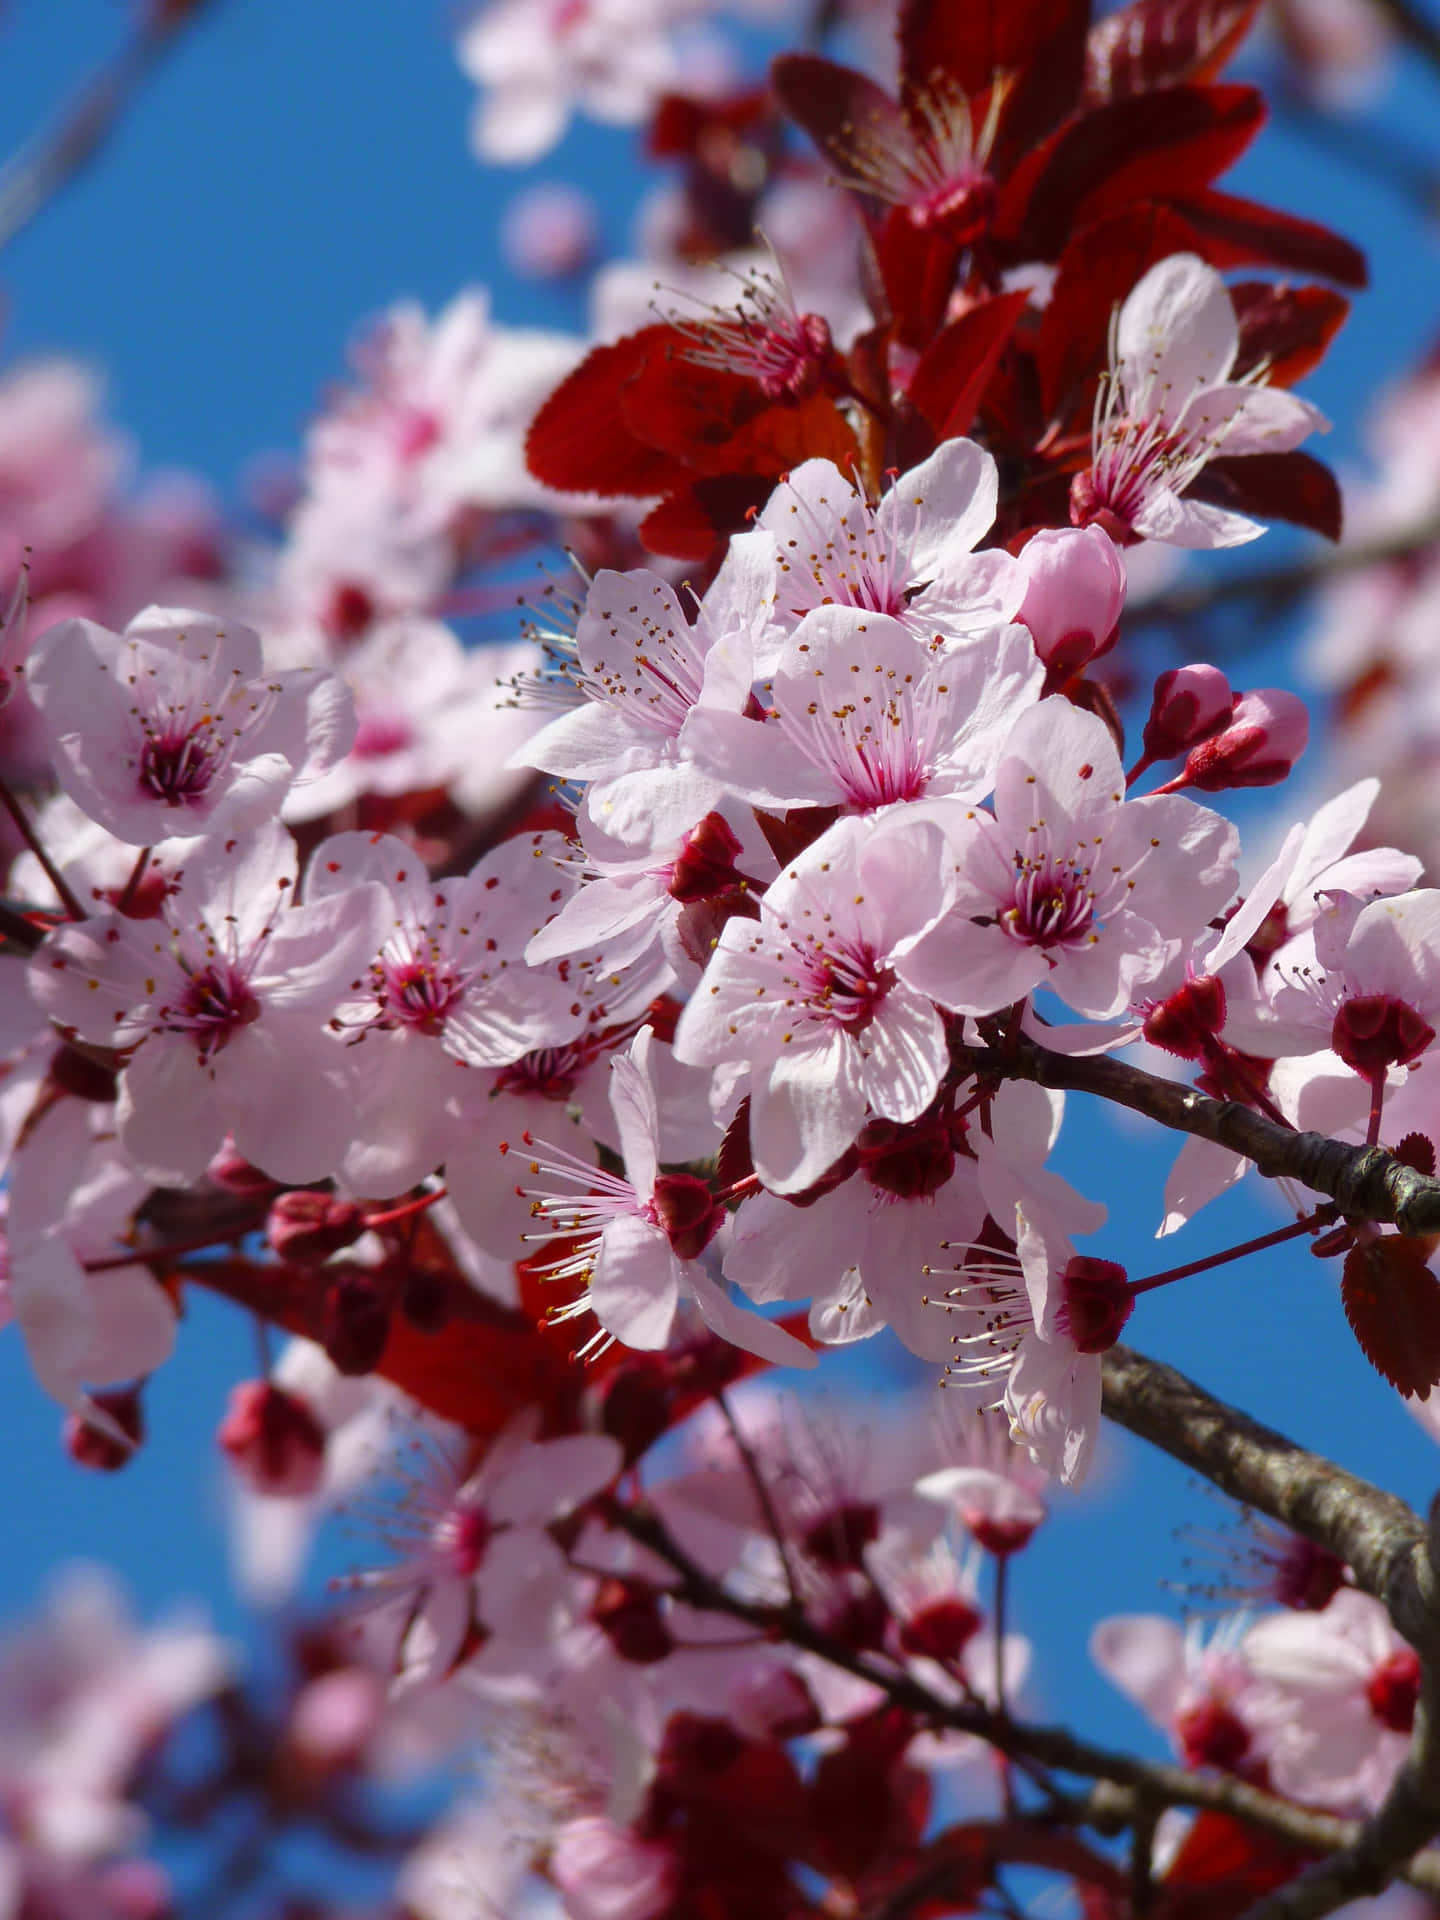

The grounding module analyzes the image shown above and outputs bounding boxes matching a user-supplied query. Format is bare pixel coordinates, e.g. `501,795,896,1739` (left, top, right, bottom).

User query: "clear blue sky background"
5,0,1440,1869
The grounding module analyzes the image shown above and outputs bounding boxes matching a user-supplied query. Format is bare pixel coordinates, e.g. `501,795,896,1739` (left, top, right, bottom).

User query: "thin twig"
0,777,85,921
0,4,221,254
715,1387,802,1607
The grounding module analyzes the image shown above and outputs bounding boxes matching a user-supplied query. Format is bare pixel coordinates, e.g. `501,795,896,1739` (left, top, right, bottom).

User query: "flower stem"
1126,1209,1334,1299
0,775,85,921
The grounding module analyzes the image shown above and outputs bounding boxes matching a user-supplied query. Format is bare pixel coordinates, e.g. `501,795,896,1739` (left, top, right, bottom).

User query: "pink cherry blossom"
754,438,1025,659
346,1412,622,1686
1092,1613,1271,1773
681,602,1042,815
24,606,354,845
4,1101,176,1438
306,828,588,1196
506,1027,815,1366
1243,1589,1420,1812
28,822,389,1185
1071,253,1328,548
897,698,1239,1021
673,809,955,1193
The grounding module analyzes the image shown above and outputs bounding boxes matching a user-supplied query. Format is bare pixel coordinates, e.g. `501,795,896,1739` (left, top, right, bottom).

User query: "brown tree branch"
1101,1344,1428,1635
964,1035,1440,1236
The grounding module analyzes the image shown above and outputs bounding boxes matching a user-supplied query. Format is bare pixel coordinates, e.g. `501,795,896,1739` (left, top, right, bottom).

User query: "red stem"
1125,1209,1332,1298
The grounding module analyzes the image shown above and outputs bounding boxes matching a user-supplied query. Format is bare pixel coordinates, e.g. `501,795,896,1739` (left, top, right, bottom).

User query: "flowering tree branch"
965,1035,1440,1236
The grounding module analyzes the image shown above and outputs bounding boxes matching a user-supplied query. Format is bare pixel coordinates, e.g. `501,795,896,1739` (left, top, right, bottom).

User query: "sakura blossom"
753,438,1026,660
681,601,1042,815
1071,253,1329,548
23,606,354,844
673,809,956,1192
27,822,389,1184
897,698,1240,1021
504,1026,815,1365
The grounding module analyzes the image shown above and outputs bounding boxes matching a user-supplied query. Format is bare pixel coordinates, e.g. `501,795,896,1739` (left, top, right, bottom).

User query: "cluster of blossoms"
6,0,1440,1915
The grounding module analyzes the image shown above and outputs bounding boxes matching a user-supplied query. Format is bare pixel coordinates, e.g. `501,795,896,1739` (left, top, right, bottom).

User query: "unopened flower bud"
1142,664,1233,763
1056,1256,1133,1354
218,1380,326,1496
289,1667,385,1770
321,1267,391,1376
267,1190,365,1264
1332,994,1435,1077
1018,525,1126,688
207,1143,282,1197
1178,688,1308,793
1142,975,1227,1060
500,181,598,282
66,1387,144,1470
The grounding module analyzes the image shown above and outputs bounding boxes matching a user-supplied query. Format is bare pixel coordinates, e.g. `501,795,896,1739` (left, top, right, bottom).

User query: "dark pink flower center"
439,1502,492,1579
381,958,465,1034
1177,1699,1251,1770
1002,857,1095,950
800,940,894,1029
174,961,262,1057
352,710,415,759
138,725,221,807
494,1042,586,1100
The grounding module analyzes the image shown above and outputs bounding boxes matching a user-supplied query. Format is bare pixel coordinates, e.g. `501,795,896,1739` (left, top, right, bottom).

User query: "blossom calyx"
218,1380,327,1497
1054,1256,1133,1354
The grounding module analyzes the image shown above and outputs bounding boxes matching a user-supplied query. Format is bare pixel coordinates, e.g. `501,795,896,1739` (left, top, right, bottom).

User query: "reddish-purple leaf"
770,52,905,181
908,289,1032,438
1084,0,1262,103
1341,1236,1440,1397
638,476,774,562
898,0,1091,163
1171,185,1367,287
1187,450,1342,542
999,83,1267,262
1037,202,1201,421
526,327,689,498
1230,281,1350,386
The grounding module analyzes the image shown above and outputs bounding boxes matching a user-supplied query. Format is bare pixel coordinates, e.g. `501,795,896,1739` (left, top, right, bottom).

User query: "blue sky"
5,0,1440,1854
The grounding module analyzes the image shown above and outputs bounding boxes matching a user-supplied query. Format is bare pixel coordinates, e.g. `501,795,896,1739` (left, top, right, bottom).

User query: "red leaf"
1084,0,1262,103
999,83,1266,261
1186,450,1342,541
809,1709,932,1881
526,327,690,498
621,343,772,472
1175,186,1367,287
716,1095,754,1192
1155,1810,1307,1920
639,476,775,561
770,52,906,179
1230,281,1351,385
1341,1236,1440,1396
908,289,1032,438
872,209,967,347
1037,202,1201,422
897,0,1090,161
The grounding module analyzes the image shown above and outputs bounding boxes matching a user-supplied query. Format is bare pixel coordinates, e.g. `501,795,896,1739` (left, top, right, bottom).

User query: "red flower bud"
1179,689,1308,793
218,1380,327,1497
898,1597,983,1664
1141,664,1233,763
66,1387,144,1471
591,1578,674,1665
268,1190,365,1264
1176,1699,1251,1770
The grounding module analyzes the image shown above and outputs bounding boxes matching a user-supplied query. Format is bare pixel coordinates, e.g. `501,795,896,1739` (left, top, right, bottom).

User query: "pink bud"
218,1380,327,1496
1017,526,1126,687
206,1142,283,1197
1178,688,1309,793
289,1667,385,1769
267,1189,365,1264
1141,664,1233,763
